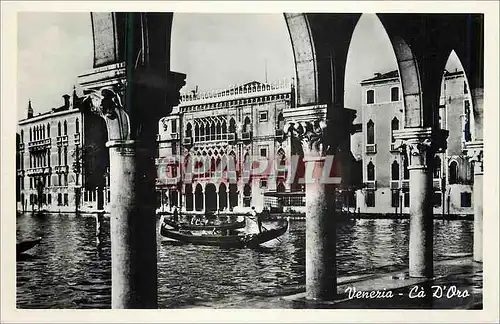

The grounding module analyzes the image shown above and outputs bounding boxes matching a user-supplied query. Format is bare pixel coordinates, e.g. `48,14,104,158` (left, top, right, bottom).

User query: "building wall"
357,71,474,216
17,95,109,213
156,80,294,214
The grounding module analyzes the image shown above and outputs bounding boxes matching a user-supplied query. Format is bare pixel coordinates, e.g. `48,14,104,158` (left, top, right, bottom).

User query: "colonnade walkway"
192,255,482,309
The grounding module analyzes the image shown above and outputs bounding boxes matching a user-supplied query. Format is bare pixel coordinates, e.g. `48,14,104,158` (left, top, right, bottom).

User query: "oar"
248,215,283,243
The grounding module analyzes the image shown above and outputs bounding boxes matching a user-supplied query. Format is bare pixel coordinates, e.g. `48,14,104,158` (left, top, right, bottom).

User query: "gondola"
162,218,246,231
160,220,288,248
17,237,42,256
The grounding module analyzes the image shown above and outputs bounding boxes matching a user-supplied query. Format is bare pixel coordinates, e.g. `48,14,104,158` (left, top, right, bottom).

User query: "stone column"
466,142,483,262
227,189,230,211
107,140,158,308
394,127,446,278
284,118,338,301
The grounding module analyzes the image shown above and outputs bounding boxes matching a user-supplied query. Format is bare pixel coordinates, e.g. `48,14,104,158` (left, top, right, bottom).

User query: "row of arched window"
181,93,290,113
366,117,400,145
22,119,79,143
184,112,285,142
366,87,400,105
366,157,460,184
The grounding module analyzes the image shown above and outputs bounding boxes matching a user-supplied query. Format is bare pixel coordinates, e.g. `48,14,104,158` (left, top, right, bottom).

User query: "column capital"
284,120,330,158
393,127,449,169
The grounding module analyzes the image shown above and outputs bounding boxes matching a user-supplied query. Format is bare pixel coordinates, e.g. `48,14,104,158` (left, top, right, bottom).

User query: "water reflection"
16,213,473,308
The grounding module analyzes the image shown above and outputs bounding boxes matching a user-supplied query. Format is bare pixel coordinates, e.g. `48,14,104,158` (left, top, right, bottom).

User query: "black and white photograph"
1,1,499,323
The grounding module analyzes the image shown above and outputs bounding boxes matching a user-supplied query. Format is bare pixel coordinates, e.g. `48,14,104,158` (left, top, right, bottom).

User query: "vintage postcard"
1,1,499,323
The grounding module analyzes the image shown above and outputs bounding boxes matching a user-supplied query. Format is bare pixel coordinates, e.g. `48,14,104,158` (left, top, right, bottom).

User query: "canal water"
16,213,473,308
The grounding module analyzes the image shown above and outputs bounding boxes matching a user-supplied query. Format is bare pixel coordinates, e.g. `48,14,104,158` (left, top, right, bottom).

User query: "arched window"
47,123,50,137
229,118,236,133
64,147,68,166
194,123,200,142
58,122,61,136
75,118,80,134
42,125,45,138
20,130,24,142
243,116,251,133
391,117,399,143
185,123,192,138
222,120,227,133
433,156,442,178
391,160,399,180
29,128,32,141
449,161,458,184
58,147,61,165
367,120,375,145
367,161,375,181
63,120,67,135
464,100,471,142
366,89,375,104
277,112,285,129
216,121,221,140
210,122,216,140
403,156,409,180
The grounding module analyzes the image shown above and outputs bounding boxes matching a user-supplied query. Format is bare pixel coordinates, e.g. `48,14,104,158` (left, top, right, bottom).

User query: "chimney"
27,100,33,118
63,94,70,109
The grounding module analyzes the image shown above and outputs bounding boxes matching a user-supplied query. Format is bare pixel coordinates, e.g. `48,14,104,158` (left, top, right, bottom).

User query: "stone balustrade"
179,78,293,107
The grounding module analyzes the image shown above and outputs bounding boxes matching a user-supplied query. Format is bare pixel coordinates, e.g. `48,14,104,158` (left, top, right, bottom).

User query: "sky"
17,12,460,122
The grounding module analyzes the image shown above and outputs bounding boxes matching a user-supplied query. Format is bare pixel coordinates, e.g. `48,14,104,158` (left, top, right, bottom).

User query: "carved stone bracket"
84,86,131,142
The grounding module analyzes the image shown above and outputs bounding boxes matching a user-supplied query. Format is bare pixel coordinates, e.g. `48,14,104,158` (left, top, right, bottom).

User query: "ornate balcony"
241,131,252,141
28,138,51,152
54,165,69,173
390,180,400,189
74,133,81,145
183,137,193,146
364,180,377,190
401,180,410,189
366,144,377,154
56,135,69,146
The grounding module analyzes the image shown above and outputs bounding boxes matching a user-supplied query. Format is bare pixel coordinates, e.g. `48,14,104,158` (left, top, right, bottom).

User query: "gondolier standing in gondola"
251,206,263,233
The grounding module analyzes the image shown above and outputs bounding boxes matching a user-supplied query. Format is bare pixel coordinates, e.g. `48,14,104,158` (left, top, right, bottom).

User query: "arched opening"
185,183,193,211
229,183,238,210
218,183,227,211
57,122,61,137
205,183,217,212
194,183,203,211
438,50,476,154
46,123,50,137
63,120,68,135
76,118,80,134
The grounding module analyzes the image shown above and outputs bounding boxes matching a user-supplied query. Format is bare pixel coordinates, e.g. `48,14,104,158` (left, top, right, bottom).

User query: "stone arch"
194,122,200,141
218,182,227,211
205,183,217,212
194,183,203,211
